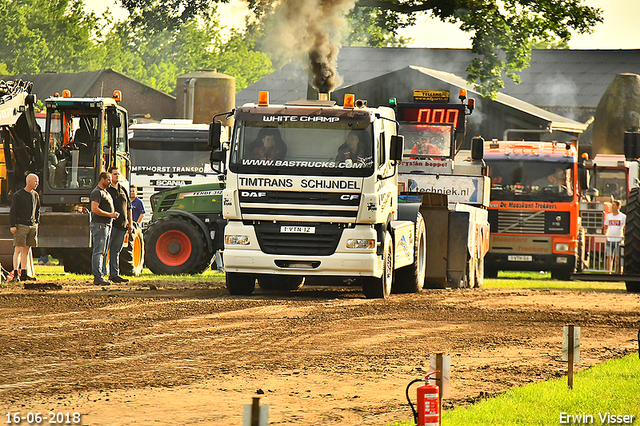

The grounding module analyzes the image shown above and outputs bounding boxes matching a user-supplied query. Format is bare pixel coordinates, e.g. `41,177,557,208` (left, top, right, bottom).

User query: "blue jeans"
109,227,127,278
90,222,111,280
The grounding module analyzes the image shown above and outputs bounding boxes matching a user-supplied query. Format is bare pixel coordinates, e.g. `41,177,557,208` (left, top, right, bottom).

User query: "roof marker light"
458,88,467,101
62,90,71,98
113,90,122,102
344,94,355,109
258,91,269,106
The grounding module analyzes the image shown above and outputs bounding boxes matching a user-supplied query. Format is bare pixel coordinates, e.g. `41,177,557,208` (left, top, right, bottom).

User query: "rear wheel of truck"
144,216,212,275
258,275,304,291
393,213,426,294
226,272,256,295
625,187,640,293
362,231,393,299
120,224,144,276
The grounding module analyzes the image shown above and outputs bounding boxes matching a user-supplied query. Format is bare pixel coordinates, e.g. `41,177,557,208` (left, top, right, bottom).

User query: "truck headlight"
555,243,569,252
225,235,250,245
346,239,375,249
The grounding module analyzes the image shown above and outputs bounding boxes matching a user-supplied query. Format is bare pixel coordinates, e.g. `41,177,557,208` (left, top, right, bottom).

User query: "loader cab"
42,93,129,205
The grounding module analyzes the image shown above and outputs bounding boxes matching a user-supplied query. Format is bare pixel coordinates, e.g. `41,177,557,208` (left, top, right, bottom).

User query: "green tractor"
144,182,225,274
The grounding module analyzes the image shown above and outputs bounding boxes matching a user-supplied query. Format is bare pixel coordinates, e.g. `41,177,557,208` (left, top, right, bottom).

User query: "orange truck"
483,140,583,280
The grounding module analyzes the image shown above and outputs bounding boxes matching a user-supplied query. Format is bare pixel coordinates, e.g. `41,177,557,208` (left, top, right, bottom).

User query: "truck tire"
474,256,484,288
226,272,256,295
120,224,144,276
625,187,640,293
393,213,426,294
62,248,92,275
258,275,304,291
144,216,212,275
577,226,586,273
551,267,573,281
362,231,394,299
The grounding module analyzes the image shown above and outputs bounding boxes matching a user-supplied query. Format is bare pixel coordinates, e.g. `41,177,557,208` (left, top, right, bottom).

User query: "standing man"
130,184,145,224
604,199,626,273
91,172,118,285
106,166,132,283
9,173,40,282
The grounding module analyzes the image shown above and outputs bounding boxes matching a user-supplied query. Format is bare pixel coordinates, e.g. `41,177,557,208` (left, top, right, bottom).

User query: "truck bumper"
224,221,383,277
485,252,577,272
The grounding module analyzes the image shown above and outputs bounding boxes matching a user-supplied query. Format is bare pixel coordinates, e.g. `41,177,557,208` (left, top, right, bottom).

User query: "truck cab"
215,92,419,298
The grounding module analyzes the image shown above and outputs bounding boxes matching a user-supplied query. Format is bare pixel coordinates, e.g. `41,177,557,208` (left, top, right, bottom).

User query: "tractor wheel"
362,231,394,299
62,248,92,275
226,272,256,295
625,187,640,293
144,216,213,275
120,224,145,276
393,213,427,294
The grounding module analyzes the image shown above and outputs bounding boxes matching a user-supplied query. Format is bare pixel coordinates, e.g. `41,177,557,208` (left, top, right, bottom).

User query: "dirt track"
0,275,638,425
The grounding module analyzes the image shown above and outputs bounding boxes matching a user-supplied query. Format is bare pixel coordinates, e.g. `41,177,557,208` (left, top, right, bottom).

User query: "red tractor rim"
156,230,192,266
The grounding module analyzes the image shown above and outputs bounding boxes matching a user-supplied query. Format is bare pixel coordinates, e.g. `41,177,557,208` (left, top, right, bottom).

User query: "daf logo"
241,191,267,198
340,194,360,201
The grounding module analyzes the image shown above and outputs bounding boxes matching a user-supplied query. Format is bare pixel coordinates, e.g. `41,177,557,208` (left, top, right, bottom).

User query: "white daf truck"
210,92,425,298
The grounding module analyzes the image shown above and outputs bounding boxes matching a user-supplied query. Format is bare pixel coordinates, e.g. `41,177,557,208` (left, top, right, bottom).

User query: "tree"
117,0,603,99
0,0,102,74
100,10,272,94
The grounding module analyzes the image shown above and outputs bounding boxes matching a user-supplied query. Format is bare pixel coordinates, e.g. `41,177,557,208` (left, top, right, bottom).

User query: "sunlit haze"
85,0,640,49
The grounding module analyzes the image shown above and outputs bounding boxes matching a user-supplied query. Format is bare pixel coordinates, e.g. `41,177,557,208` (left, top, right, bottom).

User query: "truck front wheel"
226,272,256,295
362,231,393,299
393,213,426,293
144,216,213,275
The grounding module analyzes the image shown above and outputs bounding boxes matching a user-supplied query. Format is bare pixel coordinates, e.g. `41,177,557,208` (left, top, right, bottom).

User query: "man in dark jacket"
106,166,132,283
9,173,40,282
91,172,118,285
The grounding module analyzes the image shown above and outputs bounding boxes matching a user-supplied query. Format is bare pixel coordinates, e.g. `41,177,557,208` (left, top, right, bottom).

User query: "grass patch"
33,263,226,283
483,271,626,292
388,354,640,425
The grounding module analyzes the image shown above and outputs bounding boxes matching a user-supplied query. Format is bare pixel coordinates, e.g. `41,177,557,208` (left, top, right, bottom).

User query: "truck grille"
489,210,570,234
239,190,359,222
490,210,546,234
580,210,603,234
254,222,343,255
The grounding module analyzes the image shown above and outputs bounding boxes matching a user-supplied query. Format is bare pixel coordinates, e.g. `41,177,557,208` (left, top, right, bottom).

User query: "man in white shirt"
603,199,626,273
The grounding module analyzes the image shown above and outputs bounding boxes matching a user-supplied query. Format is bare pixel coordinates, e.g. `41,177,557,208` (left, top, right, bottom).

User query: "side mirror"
390,135,404,161
209,121,222,149
211,150,225,163
471,136,484,161
624,131,640,160
113,113,122,128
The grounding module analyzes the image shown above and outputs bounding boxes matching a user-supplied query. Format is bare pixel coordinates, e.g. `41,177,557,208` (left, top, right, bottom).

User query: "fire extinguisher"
406,371,440,426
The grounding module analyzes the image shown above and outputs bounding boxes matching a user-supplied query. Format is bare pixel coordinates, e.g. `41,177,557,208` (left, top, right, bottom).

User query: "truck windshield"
589,168,627,205
486,159,575,202
130,130,215,175
399,123,452,158
46,107,100,190
229,120,374,177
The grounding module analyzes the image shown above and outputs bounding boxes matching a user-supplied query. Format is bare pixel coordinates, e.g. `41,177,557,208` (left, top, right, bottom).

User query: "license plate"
508,255,533,262
281,226,315,234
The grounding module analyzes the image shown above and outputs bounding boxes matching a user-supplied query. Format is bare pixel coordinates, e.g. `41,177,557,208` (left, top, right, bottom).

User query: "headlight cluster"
225,235,250,245
346,239,375,249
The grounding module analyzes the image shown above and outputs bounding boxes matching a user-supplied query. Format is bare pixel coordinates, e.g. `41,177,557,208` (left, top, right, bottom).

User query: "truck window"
399,123,452,158
46,108,100,189
229,120,374,177
486,160,574,202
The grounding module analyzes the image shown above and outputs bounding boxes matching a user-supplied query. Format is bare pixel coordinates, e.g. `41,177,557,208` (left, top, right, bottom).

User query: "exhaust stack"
318,93,329,101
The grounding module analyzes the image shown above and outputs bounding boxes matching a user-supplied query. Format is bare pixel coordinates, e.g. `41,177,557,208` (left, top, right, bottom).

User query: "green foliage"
344,6,414,47
0,0,102,74
0,0,272,95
